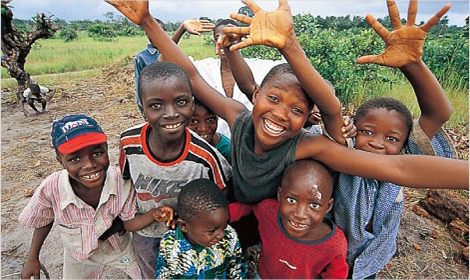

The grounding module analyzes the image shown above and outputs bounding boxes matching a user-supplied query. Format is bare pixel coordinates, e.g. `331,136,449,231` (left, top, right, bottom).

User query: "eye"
207,229,216,235
207,117,217,123
190,119,199,124
309,203,320,209
177,99,188,106
286,197,296,203
291,107,304,115
150,103,162,109
386,136,399,142
93,151,104,157
360,130,372,135
68,157,80,163
267,95,279,103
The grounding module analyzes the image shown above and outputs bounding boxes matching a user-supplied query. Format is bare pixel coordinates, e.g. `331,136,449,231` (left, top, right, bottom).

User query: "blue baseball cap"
51,114,107,154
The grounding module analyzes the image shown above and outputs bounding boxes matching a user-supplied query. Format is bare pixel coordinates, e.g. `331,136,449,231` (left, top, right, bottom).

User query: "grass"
1,34,468,130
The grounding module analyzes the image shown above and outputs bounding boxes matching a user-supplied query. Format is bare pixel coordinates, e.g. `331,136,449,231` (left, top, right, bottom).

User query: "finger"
243,0,261,14
230,38,253,52
278,1,291,12
34,271,40,279
229,13,253,25
224,26,250,35
421,3,451,32
365,14,389,41
406,0,418,26
357,55,386,66
387,1,403,30
199,19,211,24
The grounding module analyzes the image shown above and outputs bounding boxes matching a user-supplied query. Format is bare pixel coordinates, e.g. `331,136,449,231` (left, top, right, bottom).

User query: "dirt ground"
1,61,469,279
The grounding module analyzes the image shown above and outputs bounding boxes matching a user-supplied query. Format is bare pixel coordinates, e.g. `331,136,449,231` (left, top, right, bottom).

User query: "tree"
1,1,57,116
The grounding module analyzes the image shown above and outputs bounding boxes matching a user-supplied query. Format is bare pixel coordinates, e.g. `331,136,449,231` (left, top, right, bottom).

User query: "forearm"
27,222,53,261
280,36,343,143
224,48,257,100
123,210,155,232
171,23,186,44
400,61,452,138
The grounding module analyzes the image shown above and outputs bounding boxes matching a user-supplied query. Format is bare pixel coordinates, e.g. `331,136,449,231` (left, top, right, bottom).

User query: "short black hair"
155,18,165,31
214,19,240,29
29,83,40,94
260,63,314,110
177,178,228,222
282,159,334,199
354,97,413,139
138,61,193,101
193,97,215,115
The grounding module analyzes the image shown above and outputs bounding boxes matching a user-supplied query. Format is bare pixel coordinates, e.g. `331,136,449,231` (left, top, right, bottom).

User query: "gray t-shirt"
231,109,306,203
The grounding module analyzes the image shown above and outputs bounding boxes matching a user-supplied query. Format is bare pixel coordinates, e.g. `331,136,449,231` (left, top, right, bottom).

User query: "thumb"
357,54,384,65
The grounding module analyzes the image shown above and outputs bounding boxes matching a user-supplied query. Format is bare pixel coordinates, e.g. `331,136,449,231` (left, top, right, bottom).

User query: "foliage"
59,28,78,42
87,23,117,41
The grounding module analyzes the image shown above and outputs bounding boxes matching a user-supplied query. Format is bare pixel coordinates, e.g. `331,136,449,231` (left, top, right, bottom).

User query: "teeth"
264,119,285,135
290,221,307,229
164,122,183,129
82,172,100,180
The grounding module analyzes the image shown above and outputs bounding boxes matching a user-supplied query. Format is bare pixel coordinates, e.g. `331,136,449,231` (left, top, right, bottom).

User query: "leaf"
34,160,41,167
413,243,422,250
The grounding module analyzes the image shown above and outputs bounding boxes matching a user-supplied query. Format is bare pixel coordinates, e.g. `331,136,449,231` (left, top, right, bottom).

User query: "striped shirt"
120,124,232,238
18,166,137,262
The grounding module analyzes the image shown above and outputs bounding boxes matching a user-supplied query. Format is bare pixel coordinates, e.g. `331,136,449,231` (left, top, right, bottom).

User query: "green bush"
87,23,117,42
59,28,78,42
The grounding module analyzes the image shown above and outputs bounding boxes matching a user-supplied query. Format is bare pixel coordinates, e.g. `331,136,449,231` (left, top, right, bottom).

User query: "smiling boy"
230,159,348,279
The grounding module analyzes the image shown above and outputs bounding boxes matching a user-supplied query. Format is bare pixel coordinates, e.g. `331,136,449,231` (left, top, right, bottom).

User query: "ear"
252,87,260,104
277,186,282,202
56,154,65,168
325,198,334,214
178,218,188,232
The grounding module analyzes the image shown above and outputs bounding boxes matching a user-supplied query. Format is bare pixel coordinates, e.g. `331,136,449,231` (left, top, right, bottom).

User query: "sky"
7,0,470,26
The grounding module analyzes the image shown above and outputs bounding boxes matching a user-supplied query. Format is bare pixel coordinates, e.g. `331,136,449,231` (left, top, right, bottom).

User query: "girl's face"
252,73,309,155
141,77,194,144
188,104,218,145
354,108,408,155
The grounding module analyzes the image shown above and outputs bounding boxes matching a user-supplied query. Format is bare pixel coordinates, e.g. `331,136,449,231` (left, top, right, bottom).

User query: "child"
119,61,232,278
22,83,54,116
188,98,231,162
155,178,246,279
134,19,215,115
332,1,457,278
230,159,348,279
107,1,467,205
18,114,173,279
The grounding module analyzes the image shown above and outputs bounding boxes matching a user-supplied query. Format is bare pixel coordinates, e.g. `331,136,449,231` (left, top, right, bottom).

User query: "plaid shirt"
333,122,456,279
19,166,137,261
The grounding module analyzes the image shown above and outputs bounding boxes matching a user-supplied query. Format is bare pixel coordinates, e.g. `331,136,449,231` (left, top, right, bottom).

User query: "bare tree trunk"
1,1,57,116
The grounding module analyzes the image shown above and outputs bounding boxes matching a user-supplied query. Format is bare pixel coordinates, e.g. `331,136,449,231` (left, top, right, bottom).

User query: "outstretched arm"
357,1,452,138
21,222,53,279
225,1,345,144
123,206,176,231
106,1,245,127
171,19,215,44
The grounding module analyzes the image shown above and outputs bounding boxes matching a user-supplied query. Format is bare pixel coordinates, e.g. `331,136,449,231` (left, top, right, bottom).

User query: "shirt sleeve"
154,239,172,279
118,180,138,221
227,237,247,279
319,254,349,279
406,120,456,158
18,178,55,228
229,203,255,222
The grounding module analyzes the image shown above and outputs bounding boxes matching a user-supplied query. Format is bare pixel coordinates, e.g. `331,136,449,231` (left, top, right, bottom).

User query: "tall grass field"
1,33,468,130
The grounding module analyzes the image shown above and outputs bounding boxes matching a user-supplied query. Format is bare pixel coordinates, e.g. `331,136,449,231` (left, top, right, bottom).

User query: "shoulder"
121,123,146,140
188,129,227,161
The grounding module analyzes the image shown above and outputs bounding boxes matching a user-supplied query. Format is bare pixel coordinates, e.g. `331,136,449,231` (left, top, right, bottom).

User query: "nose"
272,104,289,121
163,105,179,119
369,136,385,150
82,155,97,169
215,229,225,241
198,121,210,132
293,204,307,220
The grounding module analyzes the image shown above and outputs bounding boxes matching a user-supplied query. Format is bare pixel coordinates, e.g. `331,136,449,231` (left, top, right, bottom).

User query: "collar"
146,44,158,55
59,167,117,210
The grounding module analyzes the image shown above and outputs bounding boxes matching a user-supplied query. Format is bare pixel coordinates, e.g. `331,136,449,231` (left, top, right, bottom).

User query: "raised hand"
215,24,243,55
224,0,294,51
105,1,151,26
341,116,357,138
153,206,176,229
357,1,451,68
183,19,215,36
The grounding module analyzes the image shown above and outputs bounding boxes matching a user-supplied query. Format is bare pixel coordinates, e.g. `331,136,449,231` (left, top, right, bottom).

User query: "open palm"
357,1,450,68
105,1,150,25
224,1,294,51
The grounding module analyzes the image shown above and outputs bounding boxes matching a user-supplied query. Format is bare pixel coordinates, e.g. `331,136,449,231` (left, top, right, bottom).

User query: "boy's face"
278,171,333,241
180,207,229,247
188,104,218,144
56,143,109,189
252,73,309,154
354,108,408,155
305,105,321,127
213,25,226,57
141,77,194,143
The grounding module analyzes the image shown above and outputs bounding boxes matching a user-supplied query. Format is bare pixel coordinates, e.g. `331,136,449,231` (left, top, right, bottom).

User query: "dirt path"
1,70,468,278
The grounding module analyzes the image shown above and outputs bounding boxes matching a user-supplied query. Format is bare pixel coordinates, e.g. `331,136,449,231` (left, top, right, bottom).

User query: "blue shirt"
333,123,456,279
134,44,160,113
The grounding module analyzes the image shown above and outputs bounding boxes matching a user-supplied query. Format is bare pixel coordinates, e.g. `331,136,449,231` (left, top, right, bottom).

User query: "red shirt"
230,199,348,279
